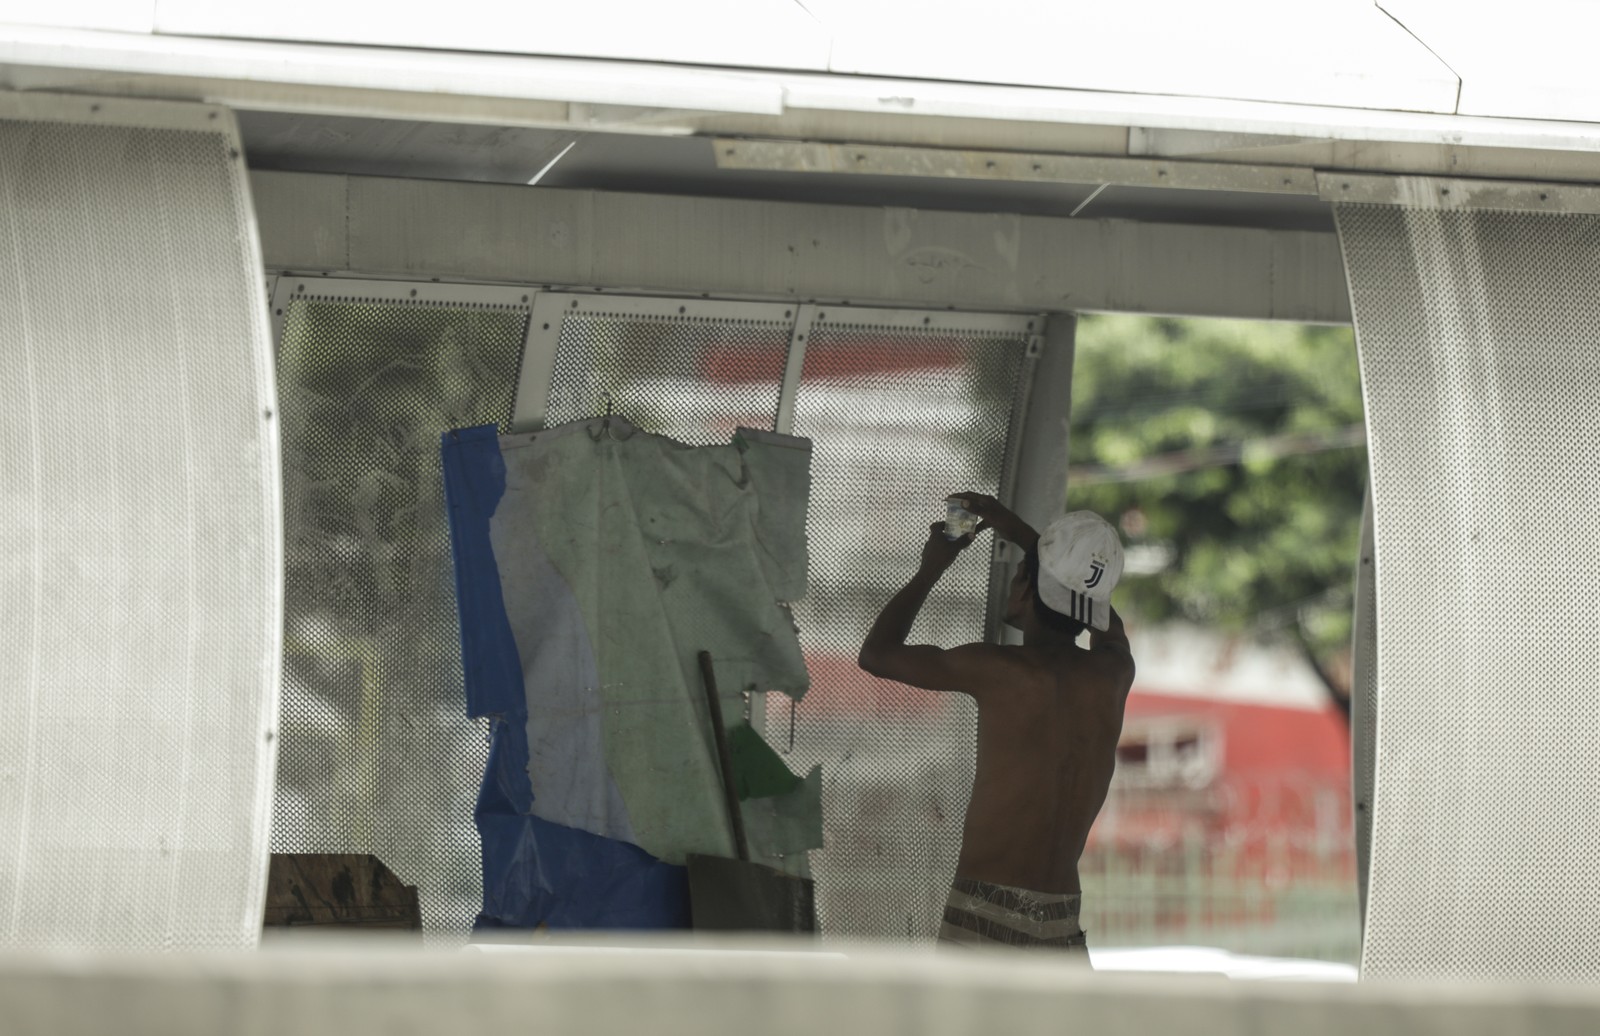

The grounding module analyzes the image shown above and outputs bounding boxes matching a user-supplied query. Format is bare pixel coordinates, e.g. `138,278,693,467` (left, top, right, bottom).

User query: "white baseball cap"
1035,511,1124,631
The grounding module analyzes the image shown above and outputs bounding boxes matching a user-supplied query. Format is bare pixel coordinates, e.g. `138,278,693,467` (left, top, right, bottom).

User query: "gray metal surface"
270,281,530,938
1336,201,1600,980
783,312,1031,941
250,170,1353,323
0,95,281,949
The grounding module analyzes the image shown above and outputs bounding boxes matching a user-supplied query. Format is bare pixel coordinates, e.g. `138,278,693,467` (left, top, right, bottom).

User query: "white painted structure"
6,0,1600,988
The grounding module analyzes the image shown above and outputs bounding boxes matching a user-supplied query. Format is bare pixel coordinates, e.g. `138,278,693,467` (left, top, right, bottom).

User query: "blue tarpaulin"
442,425,690,930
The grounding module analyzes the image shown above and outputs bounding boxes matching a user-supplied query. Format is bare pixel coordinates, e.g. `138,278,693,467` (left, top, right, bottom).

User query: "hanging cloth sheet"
442,419,821,930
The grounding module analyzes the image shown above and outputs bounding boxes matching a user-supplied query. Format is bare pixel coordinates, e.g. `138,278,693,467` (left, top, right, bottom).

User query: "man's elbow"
857,644,889,677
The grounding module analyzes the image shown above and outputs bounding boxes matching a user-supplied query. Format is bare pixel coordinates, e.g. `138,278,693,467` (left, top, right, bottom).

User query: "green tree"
1068,314,1366,712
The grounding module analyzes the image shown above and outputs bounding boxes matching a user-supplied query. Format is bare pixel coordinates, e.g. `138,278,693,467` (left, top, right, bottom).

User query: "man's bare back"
859,495,1134,919
954,628,1132,893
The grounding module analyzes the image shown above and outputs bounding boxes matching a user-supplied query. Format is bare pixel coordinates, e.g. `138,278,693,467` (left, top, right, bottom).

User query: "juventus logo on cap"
1085,560,1106,589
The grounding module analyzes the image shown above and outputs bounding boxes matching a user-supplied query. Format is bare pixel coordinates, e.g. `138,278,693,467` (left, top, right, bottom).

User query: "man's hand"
948,492,1039,551
920,521,978,573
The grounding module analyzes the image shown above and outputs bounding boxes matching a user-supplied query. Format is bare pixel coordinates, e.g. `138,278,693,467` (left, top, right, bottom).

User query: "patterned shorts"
937,876,1090,957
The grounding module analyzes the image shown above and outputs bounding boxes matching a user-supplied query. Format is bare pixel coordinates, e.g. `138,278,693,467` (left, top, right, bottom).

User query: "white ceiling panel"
151,0,831,73
814,0,1459,113
1382,0,1600,122
147,0,1460,116
0,0,154,32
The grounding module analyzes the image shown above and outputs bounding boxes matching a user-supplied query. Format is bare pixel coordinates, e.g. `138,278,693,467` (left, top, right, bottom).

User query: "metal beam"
250,171,1351,323
716,139,1318,195
1317,171,1600,214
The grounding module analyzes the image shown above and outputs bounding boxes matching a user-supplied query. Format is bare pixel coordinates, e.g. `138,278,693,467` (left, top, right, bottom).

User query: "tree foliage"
1067,314,1367,702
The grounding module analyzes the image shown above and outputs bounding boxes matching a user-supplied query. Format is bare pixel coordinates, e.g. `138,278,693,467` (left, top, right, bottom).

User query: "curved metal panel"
1337,200,1600,980
0,94,281,950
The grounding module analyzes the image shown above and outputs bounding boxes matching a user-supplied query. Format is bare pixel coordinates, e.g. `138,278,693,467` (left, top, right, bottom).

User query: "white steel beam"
250,171,1351,324
716,140,1318,195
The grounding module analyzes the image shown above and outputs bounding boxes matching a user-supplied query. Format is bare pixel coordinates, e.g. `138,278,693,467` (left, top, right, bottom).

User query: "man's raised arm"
858,522,1003,695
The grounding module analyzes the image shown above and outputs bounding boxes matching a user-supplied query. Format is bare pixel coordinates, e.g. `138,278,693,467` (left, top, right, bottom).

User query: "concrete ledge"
4,938,1598,1036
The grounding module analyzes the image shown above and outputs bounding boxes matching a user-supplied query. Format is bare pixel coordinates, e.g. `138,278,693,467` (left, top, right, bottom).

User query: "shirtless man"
857,494,1134,957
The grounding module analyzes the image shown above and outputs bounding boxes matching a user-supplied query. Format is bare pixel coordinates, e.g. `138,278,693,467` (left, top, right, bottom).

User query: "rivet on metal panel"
571,300,579,308
521,295,529,303
409,289,417,297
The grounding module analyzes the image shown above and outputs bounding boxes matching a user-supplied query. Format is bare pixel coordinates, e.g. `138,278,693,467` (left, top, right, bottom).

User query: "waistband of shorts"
950,877,1082,917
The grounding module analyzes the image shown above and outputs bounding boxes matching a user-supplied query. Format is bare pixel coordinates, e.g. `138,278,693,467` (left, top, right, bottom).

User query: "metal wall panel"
269,278,531,938
0,94,281,949
526,294,795,442
513,295,1035,939
1336,201,1600,979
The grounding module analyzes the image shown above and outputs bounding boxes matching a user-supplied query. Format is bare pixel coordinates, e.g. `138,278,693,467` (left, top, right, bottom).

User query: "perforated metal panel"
1336,202,1600,980
0,96,281,950
270,281,530,938
784,313,1032,941
542,301,793,444
515,298,1035,940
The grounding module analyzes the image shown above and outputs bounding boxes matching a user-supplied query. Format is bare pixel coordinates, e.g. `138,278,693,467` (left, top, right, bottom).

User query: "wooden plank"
262,854,422,931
